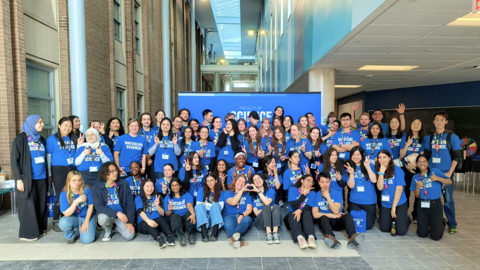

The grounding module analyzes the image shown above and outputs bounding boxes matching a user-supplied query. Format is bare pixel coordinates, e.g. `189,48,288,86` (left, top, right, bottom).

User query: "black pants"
18,179,48,239
348,201,377,230
416,199,445,241
147,155,156,182
79,171,99,188
379,203,410,236
316,214,356,238
402,167,417,219
166,213,196,236
137,218,172,239
283,211,315,242
52,166,74,220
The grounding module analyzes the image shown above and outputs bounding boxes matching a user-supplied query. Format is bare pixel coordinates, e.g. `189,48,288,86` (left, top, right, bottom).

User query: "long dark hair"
56,117,77,149
198,126,212,142
272,126,286,158
262,156,275,180
158,118,173,139
168,178,186,198
251,173,269,201
367,122,385,139
226,119,240,138
293,174,313,188
237,118,248,135
139,178,160,211
98,162,120,182
407,118,424,144
415,154,431,174
188,152,204,177
272,106,284,123
375,150,395,179
284,115,294,133
246,125,262,154
287,150,300,168
68,115,80,136
322,148,344,174
202,173,221,203
214,159,228,176
188,118,200,134
307,126,324,150
180,126,196,154
347,146,369,181
386,116,402,139
105,117,125,138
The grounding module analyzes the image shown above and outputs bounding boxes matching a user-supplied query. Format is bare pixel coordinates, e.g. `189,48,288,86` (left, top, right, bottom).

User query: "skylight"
211,0,243,60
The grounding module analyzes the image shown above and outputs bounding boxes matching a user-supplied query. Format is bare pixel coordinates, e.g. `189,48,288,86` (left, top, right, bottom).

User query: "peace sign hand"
302,186,315,196
168,200,173,211
303,164,311,175
344,163,354,175
267,142,273,152
301,141,307,152
172,134,178,145
364,156,371,167
78,134,85,145
154,195,161,206
406,136,413,147
241,145,247,154
247,167,254,179
160,182,168,193
154,135,160,145
379,163,387,174
185,159,191,171
335,171,342,181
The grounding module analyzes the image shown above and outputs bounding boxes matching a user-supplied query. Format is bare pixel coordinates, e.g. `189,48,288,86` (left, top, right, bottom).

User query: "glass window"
113,0,122,41
137,94,143,118
134,4,140,54
116,88,125,124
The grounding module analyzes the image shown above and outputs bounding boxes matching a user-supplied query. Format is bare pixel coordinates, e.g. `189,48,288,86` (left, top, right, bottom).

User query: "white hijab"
79,128,101,149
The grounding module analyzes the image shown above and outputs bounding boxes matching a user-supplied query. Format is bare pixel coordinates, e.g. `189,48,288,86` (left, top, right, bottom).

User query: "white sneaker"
102,232,112,242
19,238,38,241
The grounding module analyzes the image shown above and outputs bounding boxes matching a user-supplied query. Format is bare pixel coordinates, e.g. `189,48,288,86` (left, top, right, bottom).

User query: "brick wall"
58,0,71,117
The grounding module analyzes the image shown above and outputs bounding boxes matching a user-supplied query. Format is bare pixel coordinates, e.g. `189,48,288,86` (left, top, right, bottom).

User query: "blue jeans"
195,203,224,231
58,215,97,244
223,214,252,238
443,174,457,227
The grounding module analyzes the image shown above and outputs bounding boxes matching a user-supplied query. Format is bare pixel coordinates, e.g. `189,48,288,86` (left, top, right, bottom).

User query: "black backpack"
445,131,464,171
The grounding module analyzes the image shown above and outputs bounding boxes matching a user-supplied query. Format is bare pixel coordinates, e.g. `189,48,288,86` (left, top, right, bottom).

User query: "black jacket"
91,179,136,224
10,132,48,199
217,133,240,151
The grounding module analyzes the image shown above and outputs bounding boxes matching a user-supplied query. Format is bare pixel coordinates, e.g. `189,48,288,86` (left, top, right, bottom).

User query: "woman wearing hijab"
74,128,114,187
10,115,48,241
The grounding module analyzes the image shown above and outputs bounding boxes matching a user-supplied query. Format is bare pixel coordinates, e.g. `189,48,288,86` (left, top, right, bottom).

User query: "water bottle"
391,221,397,237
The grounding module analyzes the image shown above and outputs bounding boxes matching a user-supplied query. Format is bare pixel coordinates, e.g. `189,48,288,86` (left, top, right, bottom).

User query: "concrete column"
308,68,335,124
68,0,88,131
162,0,171,117
214,72,220,92
191,0,196,91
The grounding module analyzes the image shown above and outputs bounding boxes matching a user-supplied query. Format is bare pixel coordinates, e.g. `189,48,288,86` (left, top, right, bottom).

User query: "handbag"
47,183,56,218
351,209,367,233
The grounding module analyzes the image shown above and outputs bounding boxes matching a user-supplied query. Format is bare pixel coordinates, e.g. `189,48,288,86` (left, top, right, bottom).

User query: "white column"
308,68,335,123
214,72,220,92
191,0,196,91
162,0,171,117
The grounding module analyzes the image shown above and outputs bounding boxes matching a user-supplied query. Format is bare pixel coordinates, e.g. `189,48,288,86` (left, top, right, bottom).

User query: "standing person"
195,173,225,242
242,125,266,173
139,113,158,179
152,110,166,133
113,119,148,179
58,171,96,244
172,116,183,139
11,115,48,241
376,150,410,236
89,120,105,140
272,117,282,128
260,118,273,144
361,122,392,164
332,113,360,163
386,116,406,167
286,124,313,169
410,155,452,240
371,104,405,133
347,147,377,230
307,127,327,172
283,116,294,142
102,117,125,151
179,127,196,168
225,112,236,122
194,126,216,171
217,119,241,168
47,117,77,231
269,126,287,174
155,163,175,197
271,106,284,124
282,151,310,191
179,153,208,200
424,112,461,234
69,115,83,138
248,111,260,128
298,116,311,137
321,112,337,136
92,162,136,241
350,107,370,142
317,148,348,196
178,108,191,131
313,171,365,249
202,109,213,130
125,161,144,197
209,116,223,168
237,118,248,144
306,112,317,129
324,120,340,148
151,118,181,179
188,119,200,141
75,128,113,187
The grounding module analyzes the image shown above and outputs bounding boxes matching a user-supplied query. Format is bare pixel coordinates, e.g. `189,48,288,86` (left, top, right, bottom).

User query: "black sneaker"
210,225,219,242
52,221,62,232
201,225,209,242
189,233,196,244
180,235,187,246
166,234,176,246
157,236,167,249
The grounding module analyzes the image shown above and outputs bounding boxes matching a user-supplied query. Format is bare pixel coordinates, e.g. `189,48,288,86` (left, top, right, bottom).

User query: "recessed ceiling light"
448,13,480,26
248,30,255,35
335,85,362,88
358,65,418,71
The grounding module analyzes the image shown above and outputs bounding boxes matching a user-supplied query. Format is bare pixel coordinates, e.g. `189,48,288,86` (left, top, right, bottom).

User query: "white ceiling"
288,0,480,98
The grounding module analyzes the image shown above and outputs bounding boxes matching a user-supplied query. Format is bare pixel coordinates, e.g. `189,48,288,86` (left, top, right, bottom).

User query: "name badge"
253,162,259,168
310,163,316,169
357,186,365,192
89,166,98,172
223,150,229,155
381,195,390,202
67,158,74,165
206,154,210,158
194,191,197,197
421,201,430,208
276,163,282,169
370,160,375,166
339,153,346,159
205,165,209,170
34,157,45,164
162,154,169,160
120,170,127,177
432,158,441,164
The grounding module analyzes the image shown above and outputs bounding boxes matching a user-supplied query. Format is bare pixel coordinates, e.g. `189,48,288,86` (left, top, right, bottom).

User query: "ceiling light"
335,85,362,88
248,30,255,35
358,65,418,71
448,13,480,26
260,31,266,35
220,59,225,63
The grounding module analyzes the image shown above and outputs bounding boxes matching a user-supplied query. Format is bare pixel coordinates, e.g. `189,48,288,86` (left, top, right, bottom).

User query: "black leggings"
18,179,48,239
402,167,417,219
137,217,171,239
166,212,196,236
283,211,315,242
52,165,74,220
348,201,376,230
416,199,445,241
379,203,410,236
316,214,356,238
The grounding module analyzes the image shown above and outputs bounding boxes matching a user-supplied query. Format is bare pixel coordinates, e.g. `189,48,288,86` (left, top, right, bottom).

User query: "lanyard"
268,174,275,189
384,178,389,192
411,138,419,153
147,199,153,214
162,136,168,151
329,167,336,181
360,128,368,142
234,191,241,210
434,133,443,152
142,130,151,144
105,183,117,206
91,152,97,166
184,141,192,157
370,138,379,158
355,166,363,186
341,130,350,145
292,168,301,182
235,167,245,176
132,177,142,195
389,136,396,149
419,172,428,198
27,135,42,157
227,136,231,146
71,191,81,213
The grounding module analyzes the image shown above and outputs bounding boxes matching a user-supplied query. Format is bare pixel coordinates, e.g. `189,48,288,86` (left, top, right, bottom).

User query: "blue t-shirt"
311,143,328,165
179,140,195,167
332,130,361,161
224,190,252,216
192,141,216,168
125,176,144,197
380,166,407,209
387,133,406,160
208,130,222,152
164,192,193,217
369,122,389,134
135,195,162,223
106,186,123,213
349,164,377,205
227,165,254,185
425,133,461,173
155,177,170,194
113,134,148,173
154,136,179,172
259,172,283,190
321,124,331,137
317,164,348,193
400,136,425,166
139,129,158,150
325,135,334,148
46,134,77,167
75,144,113,172
314,189,343,214
60,188,93,218
270,142,286,171
287,186,315,213
28,136,47,180
361,138,392,160
252,188,276,211
286,138,312,168
283,167,305,190
178,167,208,198
243,138,267,167
355,124,369,143
196,189,225,205
285,131,292,142
238,134,246,145
409,168,446,200
217,135,235,164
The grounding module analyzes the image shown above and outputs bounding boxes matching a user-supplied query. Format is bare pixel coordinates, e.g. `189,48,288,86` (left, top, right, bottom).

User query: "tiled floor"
0,190,479,270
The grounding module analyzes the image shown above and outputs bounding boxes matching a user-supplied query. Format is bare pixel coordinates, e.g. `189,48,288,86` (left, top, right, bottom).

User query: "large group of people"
10,102,461,250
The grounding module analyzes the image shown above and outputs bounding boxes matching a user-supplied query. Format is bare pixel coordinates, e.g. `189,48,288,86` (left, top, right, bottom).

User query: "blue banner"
178,92,321,126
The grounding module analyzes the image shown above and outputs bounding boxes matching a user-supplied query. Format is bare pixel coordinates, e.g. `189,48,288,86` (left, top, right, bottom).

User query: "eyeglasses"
253,177,262,182
284,119,291,122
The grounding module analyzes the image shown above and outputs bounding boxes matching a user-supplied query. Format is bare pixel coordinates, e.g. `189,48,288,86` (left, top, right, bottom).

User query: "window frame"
113,0,122,42
134,3,141,54
116,88,125,124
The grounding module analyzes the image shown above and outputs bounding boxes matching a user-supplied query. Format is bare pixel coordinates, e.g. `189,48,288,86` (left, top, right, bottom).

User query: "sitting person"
227,150,254,186
312,171,365,249
155,163,175,197
125,161,144,197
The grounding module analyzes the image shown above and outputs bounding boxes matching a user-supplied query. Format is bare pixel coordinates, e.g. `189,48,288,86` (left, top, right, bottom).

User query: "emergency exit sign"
474,0,480,14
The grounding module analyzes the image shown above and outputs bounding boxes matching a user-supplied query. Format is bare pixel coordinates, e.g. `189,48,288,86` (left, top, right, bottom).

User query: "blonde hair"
126,118,141,134
62,170,86,206
261,118,272,139
291,124,305,140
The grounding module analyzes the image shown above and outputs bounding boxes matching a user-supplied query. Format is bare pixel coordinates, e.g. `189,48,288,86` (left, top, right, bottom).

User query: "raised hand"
352,101,360,112
267,142,273,153
416,180,423,188
84,147,92,155
247,167,254,179
301,141,307,152
241,145,247,154
303,164,311,175
78,134,85,145
198,148,205,156
431,172,437,182
302,186,315,196
364,156,371,167
154,195,160,206
223,128,228,135
396,103,406,114
406,136,413,147
379,163,387,174
155,135,160,145
95,147,103,156
185,159,191,171
335,171,342,181
344,163,354,175
168,200,173,211
172,134,178,145
160,182,168,193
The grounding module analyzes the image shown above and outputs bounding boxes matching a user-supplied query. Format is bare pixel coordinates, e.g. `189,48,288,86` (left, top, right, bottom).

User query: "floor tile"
95,259,131,270
124,259,158,269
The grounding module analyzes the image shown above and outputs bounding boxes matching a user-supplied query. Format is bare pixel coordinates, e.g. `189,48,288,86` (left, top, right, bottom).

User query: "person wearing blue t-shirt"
282,151,310,191
179,127,196,168
201,109,213,131
155,163,175,197
164,178,196,246
125,161,144,197
308,127,328,172
214,159,229,192
283,116,294,142
178,108,191,132
321,111,338,138
47,117,78,231
102,117,125,152
346,146,377,230
135,179,175,248
284,175,316,250
250,174,282,245
317,148,348,195
260,118,274,144
139,113,158,180
237,118,248,146
194,173,225,242
424,112,461,234
386,117,406,167
285,124,312,169
217,119,241,167
194,126,216,171
268,126,288,174
58,171,96,244
224,174,253,248
370,105,406,134
260,156,283,191
313,171,365,249
208,117,223,161
113,119,148,178
227,151,255,186
179,152,208,199
242,125,267,172
150,118,181,179
152,110,166,134
361,122,392,164
376,150,410,236
332,113,360,162
172,116,184,140
323,120,340,148
75,128,113,187
410,155,452,241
